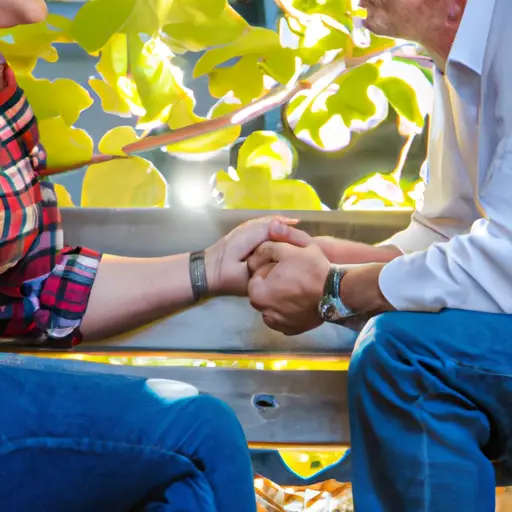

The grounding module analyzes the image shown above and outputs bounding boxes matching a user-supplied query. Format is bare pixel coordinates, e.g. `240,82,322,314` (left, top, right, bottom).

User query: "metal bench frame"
1,209,410,450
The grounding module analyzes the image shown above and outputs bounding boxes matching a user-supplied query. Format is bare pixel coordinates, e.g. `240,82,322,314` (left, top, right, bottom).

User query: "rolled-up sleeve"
380,136,512,313
22,245,102,347
0,65,102,347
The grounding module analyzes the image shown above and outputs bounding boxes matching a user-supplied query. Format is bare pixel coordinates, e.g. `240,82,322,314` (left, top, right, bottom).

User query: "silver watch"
318,266,355,323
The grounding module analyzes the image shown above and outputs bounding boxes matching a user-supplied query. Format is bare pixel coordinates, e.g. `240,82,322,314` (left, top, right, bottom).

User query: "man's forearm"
314,236,403,265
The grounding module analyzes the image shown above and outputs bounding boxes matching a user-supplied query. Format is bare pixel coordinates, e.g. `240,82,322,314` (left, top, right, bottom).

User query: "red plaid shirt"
0,65,101,347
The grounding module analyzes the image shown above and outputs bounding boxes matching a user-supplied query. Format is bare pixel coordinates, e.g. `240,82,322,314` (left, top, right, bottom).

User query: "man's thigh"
355,309,512,375
353,310,512,461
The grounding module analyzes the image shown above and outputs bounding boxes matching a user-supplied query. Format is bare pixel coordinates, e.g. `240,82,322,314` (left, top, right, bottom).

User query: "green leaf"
259,47,298,85
340,173,415,210
82,157,167,208
237,131,297,180
128,35,183,122
69,0,137,53
194,27,281,78
351,33,395,58
0,18,68,73
167,90,202,129
89,79,133,117
17,75,93,125
377,76,424,128
328,63,380,126
291,63,379,150
209,55,264,104
292,105,333,149
96,33,128,86
217,169,322,210
169,0,227,25
39,117,93,168
393,57,434,84
163,4,248,52
292,0,349,18
54,184,75,208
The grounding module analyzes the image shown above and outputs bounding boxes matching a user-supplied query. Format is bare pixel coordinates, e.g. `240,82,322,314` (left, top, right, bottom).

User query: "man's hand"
247,240,331,336
205,216,311,297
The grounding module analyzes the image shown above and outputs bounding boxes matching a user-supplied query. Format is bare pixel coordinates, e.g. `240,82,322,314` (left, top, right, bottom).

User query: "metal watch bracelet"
318,265,356,322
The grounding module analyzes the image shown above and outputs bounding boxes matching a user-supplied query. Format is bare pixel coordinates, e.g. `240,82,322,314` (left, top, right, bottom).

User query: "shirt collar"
447,0,496,77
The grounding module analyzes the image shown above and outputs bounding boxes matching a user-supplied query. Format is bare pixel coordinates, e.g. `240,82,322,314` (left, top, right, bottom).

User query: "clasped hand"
207,216,391,337
205,216,330,335
246,221,331,336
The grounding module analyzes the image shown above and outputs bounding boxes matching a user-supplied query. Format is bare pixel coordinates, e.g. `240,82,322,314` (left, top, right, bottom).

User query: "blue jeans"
0,354,256,512
294,309,512,511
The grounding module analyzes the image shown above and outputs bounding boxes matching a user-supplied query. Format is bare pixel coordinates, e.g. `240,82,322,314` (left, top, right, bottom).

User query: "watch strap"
319,265,355,322
324,265,341,298
189,251,209,302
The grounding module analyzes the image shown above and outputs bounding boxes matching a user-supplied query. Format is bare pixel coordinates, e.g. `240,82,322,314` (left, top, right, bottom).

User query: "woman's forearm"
80,253,195,341
78,216,299,341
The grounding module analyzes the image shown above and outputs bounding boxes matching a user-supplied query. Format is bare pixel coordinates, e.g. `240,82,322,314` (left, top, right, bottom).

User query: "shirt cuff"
379,251,443,312
33,247,102,347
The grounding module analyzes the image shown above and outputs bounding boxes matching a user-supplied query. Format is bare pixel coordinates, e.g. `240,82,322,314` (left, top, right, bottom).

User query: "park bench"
0,208,406,480
4,208,511,493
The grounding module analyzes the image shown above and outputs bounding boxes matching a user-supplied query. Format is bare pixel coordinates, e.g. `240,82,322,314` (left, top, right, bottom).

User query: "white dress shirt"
378,0,512,313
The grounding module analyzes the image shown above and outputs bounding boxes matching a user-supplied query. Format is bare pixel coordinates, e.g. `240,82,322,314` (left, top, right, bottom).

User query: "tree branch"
40,44,427,178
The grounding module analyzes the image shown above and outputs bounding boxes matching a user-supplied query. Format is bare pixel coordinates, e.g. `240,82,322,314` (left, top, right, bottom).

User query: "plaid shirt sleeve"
0,65,102,348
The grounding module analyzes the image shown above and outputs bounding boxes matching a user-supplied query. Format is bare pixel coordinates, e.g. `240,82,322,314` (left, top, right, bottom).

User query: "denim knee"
177,395,247,443
185,395,240,424
351,313,401,368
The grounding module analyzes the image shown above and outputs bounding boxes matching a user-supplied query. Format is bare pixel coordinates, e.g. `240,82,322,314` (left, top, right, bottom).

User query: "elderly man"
248,0,512,510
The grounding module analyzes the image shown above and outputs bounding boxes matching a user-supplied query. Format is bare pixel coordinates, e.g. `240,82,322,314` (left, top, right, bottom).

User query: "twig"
40,45,399,177
41,154,127,177
122,45,410,153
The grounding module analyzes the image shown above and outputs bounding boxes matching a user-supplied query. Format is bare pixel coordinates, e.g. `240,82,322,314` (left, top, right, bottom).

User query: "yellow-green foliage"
1,0,430,209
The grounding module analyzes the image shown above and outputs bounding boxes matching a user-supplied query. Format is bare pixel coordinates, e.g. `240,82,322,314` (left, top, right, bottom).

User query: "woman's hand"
205,216,312,297
0,0,47,29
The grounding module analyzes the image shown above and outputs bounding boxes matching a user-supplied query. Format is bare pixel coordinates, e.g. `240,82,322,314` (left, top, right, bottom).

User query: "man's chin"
362,18,391,37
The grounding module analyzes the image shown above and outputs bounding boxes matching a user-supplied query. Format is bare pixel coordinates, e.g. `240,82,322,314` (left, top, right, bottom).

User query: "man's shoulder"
484,0,510,75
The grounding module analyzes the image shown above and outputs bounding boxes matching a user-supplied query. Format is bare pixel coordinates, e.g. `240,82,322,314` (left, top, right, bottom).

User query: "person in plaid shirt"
0,2,313,510
0,62,103,346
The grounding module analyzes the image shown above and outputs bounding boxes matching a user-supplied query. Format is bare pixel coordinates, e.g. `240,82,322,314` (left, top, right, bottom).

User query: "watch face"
318,297,336,321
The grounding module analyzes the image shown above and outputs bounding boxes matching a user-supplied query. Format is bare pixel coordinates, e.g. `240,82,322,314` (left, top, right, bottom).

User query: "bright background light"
175,177,213,209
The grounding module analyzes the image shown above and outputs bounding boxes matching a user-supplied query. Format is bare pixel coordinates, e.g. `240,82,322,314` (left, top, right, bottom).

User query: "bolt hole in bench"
253,394,279,411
